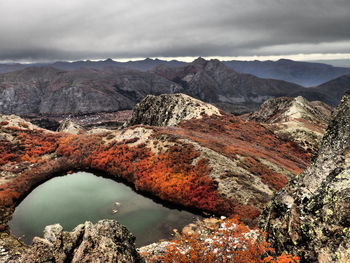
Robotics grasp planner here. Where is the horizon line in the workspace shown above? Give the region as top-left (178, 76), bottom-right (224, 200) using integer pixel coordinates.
top-left (1, 53), bottom-right (350, 65)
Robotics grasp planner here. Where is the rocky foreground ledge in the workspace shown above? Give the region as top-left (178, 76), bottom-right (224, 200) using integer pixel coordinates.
top-left (260, 93), bottom-right (350, 263)
top-left (1, 220), bottom-right (143, 263)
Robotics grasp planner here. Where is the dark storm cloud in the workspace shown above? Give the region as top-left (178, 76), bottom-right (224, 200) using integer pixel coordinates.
top-left (0, 0), bottom-right (350, 61)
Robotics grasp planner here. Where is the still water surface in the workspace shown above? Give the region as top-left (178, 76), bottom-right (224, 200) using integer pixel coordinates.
top-left (9, 172), bottom-right (199, 246)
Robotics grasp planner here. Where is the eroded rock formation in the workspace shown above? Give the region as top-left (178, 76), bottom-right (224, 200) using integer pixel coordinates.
top-left (246, 96), bottom-right (332, 153)
top-left (260, 93), bottom-right (350, 262)
top-left (125, 93), bottom-right (221, 127)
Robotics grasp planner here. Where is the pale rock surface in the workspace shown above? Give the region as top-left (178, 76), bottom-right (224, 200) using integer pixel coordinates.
top-left (247, 96), bottom-right (332, 153)
top-left (57, 119), bottom-right (85, 134)
top-left (125, 93), bottom-right (222, 127)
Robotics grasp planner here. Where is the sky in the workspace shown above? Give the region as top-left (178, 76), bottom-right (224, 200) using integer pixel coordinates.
top-left (1, 0), bottom-right (350, 64)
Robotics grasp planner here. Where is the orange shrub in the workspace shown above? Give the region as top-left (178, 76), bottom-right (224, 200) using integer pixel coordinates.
top-left (148, 218), bottom-right (299, 263)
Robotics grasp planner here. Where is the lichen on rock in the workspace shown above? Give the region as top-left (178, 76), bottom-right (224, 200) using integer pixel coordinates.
top-left (260, 92), bottom-right (350, 263)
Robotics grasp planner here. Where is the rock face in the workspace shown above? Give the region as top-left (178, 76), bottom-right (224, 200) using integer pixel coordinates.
top-left (260, 93), bottom-right (350, 262)
top-left (246, 96), bottom-right (332, 153)
top-left (152, 58), bottom-right (327, 114)
top-left (125, 93), bottom-right (222, 127)
top-left (0, 66), bottom-right (182, 116)
top-left (17, 220), bottom-right (143, 263)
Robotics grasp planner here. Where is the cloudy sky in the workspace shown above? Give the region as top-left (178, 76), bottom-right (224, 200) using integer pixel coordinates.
top-left (1, 0), bottom-right (350, 63)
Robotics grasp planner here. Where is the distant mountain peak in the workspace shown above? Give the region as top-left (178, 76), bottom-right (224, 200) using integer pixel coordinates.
top-left (192, 57), bottom-right (207, 66)
top-left (104, 58), bottom-right (114, 62)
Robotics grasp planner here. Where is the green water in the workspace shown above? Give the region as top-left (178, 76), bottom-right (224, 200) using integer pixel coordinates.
top-left (9, 172), bottom-right (199, 246)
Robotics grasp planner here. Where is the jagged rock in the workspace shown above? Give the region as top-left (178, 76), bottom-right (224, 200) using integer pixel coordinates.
top-left (246, 96), bottom-right (332, 153)
top-left (125, 93), bottom-right (222, 127)
top-left (57, 120), bottom-right (85, 134)
top-left (17, 220), bottom-right (143, 263)
top-left (260, 92), bottom-right (350, 262)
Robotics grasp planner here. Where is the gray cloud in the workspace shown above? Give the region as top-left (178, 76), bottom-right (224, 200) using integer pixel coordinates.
top-left (0, 0), bottom-right (350, 61)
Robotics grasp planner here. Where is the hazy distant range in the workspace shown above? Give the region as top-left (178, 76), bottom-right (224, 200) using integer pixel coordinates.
top-left (1, 57), bottom-right (350, 87)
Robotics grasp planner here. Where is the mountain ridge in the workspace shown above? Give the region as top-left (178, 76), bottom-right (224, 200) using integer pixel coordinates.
top-left (1, 58), bottom-right (350, 88)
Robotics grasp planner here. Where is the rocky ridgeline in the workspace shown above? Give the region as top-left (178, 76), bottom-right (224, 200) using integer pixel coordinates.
top-left (125, 93), bottom-right (222, 127)
top-left (260, 93), bottom-right (350, 262)
top-left (1, 57), bottom-right (346, 118)
top-left (246, 96), bottom-right (332, 153)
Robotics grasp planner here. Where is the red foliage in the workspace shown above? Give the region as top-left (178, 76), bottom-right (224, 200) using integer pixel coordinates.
top-left (146, 218), bottom-right (300, 263)
top-left (0, 113), bottom-right (312, 223)
top-left (0, 121), bottom-right (9, 126)
top-left (158, 114), bottom-right (309, 189)
top-left (239, 156), bottom-right (288, 191)
top-left (17, 131), bottom-right (59, 159)
top-left (87, 140), bottom-right (233, 215)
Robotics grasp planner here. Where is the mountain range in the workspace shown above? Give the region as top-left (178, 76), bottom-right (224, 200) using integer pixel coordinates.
top-left (1, 57), bottom-right (350, 87)
top-left (224, 59), bottom-right (350, 87)
top-left (0, 57), bottom-right (349, 116)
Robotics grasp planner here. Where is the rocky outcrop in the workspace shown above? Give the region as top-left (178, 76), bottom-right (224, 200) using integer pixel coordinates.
top-left (57, 120), bottom-right (85, 134)
top-left (260, 93), bottom-right (350, 262)
top-left (246, 96), bottom-right (332, 153)
top-left (16, 220), bottom-right (143, 263)
top-left (125, 93), bottom-right (222, 127)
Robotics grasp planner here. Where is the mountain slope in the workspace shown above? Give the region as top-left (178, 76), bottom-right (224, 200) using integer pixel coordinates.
top-left (224, 59), bottom-right (350, 87)
top-left (0, 67), bottom-right (182, 116)
top-left (152, 58), bottom-right (325, 114)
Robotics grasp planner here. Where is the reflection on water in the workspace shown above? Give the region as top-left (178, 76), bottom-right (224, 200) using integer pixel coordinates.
top-left (9, 172), bottom-right (199, 246)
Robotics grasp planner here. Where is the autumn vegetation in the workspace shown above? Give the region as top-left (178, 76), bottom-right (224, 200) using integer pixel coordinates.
top-left (0, 114), bottom-right (308, 261)
top-left (143, 218), bottom-right (300, 263)
top-left (160, 113), bottom-right (310, 191)
top-left (0, 113), bottom-right (311, 222)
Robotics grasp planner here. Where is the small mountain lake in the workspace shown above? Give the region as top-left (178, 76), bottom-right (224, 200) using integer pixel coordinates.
top-left (9, 171), bottom-right (200, 246)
